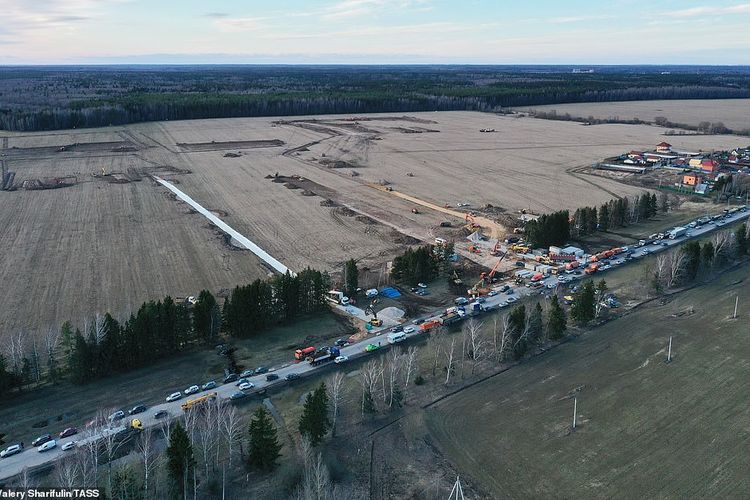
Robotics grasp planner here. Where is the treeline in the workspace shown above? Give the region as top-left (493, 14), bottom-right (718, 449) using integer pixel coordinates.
top-left (524, 211), bottom-right (570, 248)
top-left (651, 223), bottom-right (748, 292)
top-left (529, 110), bottom-right (750, 137)
top-left (0, 269), bottom-right (330, 392)
top-left (390, 244), bottom-right (452, 285)
top-left (3, 66), bottom-right (750, 131)
top-left (571, 192), bottom-right (665, 238)
top-left (223, 268), bottom-right (330, 338)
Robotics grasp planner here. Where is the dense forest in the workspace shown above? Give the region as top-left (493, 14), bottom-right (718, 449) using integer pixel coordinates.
top-left (1, 65), bottom-right (750, 131)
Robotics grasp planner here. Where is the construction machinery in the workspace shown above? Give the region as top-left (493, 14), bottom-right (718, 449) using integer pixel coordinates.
top-left (468, 245), bottom-right (482, 254)
top-left (365, 301), bottom-right (383, 327)
top-left (490, 241), bottom-right (503, 256)
top-left (450, 269), bottom-right (464, 290)
top-left (510, 244), bottom-right (531, 254)
top-left (468, 250), bottom-right (508, 297)
top-left (464, 213), bottom-right (480, 230)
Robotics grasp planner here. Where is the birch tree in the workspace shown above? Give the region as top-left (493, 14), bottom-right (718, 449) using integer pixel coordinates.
top-left (386, 349), bottom-right (401, 408)
top-left (137, 428), bottom-right (158, 500)
top-left (667, 250), bottom-right (687, 289)
top-left (465, 319), bottom-right (486, 374)
top-left (327, 372), bottom-right (345, 437)
top-left (55, 457), bottom-right (80, 489)
top-left (402, 346), bottom-right (418, 397)
top-left (444, 338), bottom-right (456, 385)
top-left (218, 402), bottom-right (243, 467)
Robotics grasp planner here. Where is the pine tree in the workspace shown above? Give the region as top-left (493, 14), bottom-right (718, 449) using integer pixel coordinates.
top-left (193, 290), bottom-right (219, 343)
top-left (528, 302), bottom-right (543, 343)
top-left (166, 423), bottom-right (195, 499)
top-left (735, 224), bottom-right (747, 256)
top-left (547, 295), bottom-right (567, 340)
top-left (344, 259), bottom-right (359, 298)
top-left (598, 203), bottom-right (610, 231)
top-left (571, 280), bottom-right (596, 324)
top-left (247, 407), bottom-right (282, 472)
top-left (298, 382), bottom-right (331, 446)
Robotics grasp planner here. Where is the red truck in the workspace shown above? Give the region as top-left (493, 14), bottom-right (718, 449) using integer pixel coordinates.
top-left (294, 346), bottom-right (315, 361)
top-left (564, 261), bottom-right (580, 271)
top-left (584, 264), bottom-right (599, 274)
top-left (420, 319), bottom-right (441, 332)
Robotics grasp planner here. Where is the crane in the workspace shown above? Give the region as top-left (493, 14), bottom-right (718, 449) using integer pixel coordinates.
top-left (468, 249), bottom-right (509, 297)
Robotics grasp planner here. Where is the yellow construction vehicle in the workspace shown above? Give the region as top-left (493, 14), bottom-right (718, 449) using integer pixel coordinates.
top-left (365, 302), bottom-right (383, 327)
top-left (464, 213), bottom-right (480, 230)
top-left (510, 244), bottom-right (530, 254)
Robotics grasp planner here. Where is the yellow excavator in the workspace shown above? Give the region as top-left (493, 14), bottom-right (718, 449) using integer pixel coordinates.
top-left (365, 301), bottom-right (382, 327)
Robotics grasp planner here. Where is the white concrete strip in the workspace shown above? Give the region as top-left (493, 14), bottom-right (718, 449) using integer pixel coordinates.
top-left (154, 176), bottom-right (294, 276)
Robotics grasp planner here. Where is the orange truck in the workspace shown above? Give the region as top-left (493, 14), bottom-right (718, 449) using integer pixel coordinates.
top-left (420, 319), bottom-right (441, 332)
top-left (294, 346), bottom-right (315, 360)
top-left (565, 261), bottom-right (580, 271)
top-left (584, 264), bottom-right (599, 274)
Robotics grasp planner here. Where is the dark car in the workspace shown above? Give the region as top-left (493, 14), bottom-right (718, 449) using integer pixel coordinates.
top-left (154, 410), bottom-right (170, 419)
top-left (223, 373), bottom-right (239, 384)
top-left (412, 318), bottom-right (425, 325)
top-left (266, 373), bottom-right (279, 382)
top-left (335, 339), bottom-right (348, 347)
top-left (285, 373), bottom-right (300, 381)
top-left (229, 391), bottom-right (247, 401)
top-left (32, 434), bottom-right (53, 447)
top-left (59, 427), bottom-right (78, 438)
top-left (201, 381), bottom-right (217, 391)
top-left (392, 325), bottom-right (403, 333)
top-left (240, 369), bottom-right (254, 378)
top-left (129, 405), bottom-right (147, 415)
top-left (254, 366), bottom-right (269, 375)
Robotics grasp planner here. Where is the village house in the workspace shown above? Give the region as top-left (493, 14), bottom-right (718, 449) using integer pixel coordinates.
top-left (699, 159), bottom-right (719, 173)
top-left (656, 141), bottom-right (672, 153)
top-left (682, 173), bottom-right (702, 186)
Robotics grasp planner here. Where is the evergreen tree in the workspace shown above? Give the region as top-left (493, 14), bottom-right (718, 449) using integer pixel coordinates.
top-left (701, 241), bottom-right (715, 269)
top-left (166, 423), bottom-right (195, 499)
top-left (571, 280), bottom-right (596, 324)
top-left (648, 193), bottom-right (658, 218)
top-left (683, 242), bottom-right (702, 281)
top-left (598, 203), bottom-right (610, 231)
top-left (298, 382), bottom-right (331, 446)
top-left (508, 305), bottom-right (527, 359)
top-left (547, 295), bottom-right (567, 340)
top-left (528, 302), bottom-right (543, 343)
top-left (247, 407), bottom-right (282, 472)
top-left (362, 389), bottom-right (377, 416)
top-left (735, 224), bottom-right (748, 256)
top-left (0, 354), bottom-right (21, 397)
top-left (193, 289), bottom-right (219, 343)
top-left (60, 321), bottom-right (74, 373)
top-left (344, 259), bottom-right (359, 298)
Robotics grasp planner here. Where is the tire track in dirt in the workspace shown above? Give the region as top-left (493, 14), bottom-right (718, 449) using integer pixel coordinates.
top-left (565, 164), bottom-right (626, 199)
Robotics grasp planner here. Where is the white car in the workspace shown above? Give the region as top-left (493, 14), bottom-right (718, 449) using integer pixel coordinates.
top-left (546, 283), bottom-right (556, 289)
top-left (334, 355), bottom-right (349, 364)
top-left (487, 290), bottom-right (498, 297)
top-left (184, 385), bottom-right (200, 395)
top-left (166, 392), bottom-right (182, 402)
top-left (417, 283), bottom-right (428, 288)
top-left (61, 441), bottom-right (77, 451)
top-left (506, 296), bottom-right (517, 303)
top-left (403, 326), bottom-right (415, 334)
top-left (38, 440), bottom-right (57, 452)
top-left (238, 381), bottom-right (254, 391)
top-left (0, 444), bottom-right (23, 458)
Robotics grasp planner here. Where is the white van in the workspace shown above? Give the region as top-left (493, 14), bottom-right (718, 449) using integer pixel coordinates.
top-left (387, 332), bottom-right (406, 344)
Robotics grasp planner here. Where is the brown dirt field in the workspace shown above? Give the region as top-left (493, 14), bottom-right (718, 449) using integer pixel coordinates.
top-left (1, 111), bottom-right (745, 346)
top-left (516, 99), bottom-right (750, 132)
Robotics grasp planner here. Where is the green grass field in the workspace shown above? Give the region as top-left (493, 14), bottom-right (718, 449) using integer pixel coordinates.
top-left (425, 263), bottom-right (750, 499)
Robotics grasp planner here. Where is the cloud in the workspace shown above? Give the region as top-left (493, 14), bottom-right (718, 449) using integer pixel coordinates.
top-left (0, 0), bottom-right (123, 38)
top-left (548, 14), bottom-right (614, 24)
top-left (670, 3), bottom-right (750, 18)
top-left (213, 17), bottom-right (265, 33)
top-left (322, 0), bottom-right (432, 20)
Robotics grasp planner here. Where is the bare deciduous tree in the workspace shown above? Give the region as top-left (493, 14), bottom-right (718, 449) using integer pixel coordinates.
top-left (465, 319), bottom-right (486, 375)
top-left (327, 372), bottom-right (345, 437)
top-left (712, 230), bottom-right (733, 259)
top-left (360, 360), bottom-right (381, 416)
top-left (55, 457), bottom-right (80, 489)
top-left (429, 326), bottom-right (445, 376)
top-left (295, 438), bottom-right (333, 500)
top-left (217, 402), bottom-right (242, 467)
top-left (137, 428), bottom-right (158, 499)
top-left (402, 346), bottom-right (418, 396)
top-left (385, 349), bottom-right (401, 408)
top-left (667, 250), bottom-right (687, 289)
top-left (444, 338), bottom-right (456, 385)
top-left (196, 402), bottom-right (217, 479)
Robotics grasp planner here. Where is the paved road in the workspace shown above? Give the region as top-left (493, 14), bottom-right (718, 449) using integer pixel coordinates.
top-left (2, 205), bottom-right (748, 481)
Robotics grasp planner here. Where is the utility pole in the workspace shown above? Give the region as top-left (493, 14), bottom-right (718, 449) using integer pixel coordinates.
top-left (733, 296), bottom-right (739, 319)
top-left (667, 336), bottom-right (673, 363)
top-left (572, 396), bottom-right (578, 430)
top-left (448, 476), bottom-right (465, 500)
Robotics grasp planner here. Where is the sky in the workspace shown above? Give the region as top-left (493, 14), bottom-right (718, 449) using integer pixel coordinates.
top-left (1, 0), bottom-right (749, 64)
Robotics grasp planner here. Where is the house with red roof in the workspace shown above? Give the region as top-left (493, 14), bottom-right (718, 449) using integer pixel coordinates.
top-left (656, 142), bottom-right (672, 153)
top-left (699, 159), bottom-right (719, 173)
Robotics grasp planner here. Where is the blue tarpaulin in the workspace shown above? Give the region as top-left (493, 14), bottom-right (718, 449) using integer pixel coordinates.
top-left (380, 287), bottom-right (401, 298)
